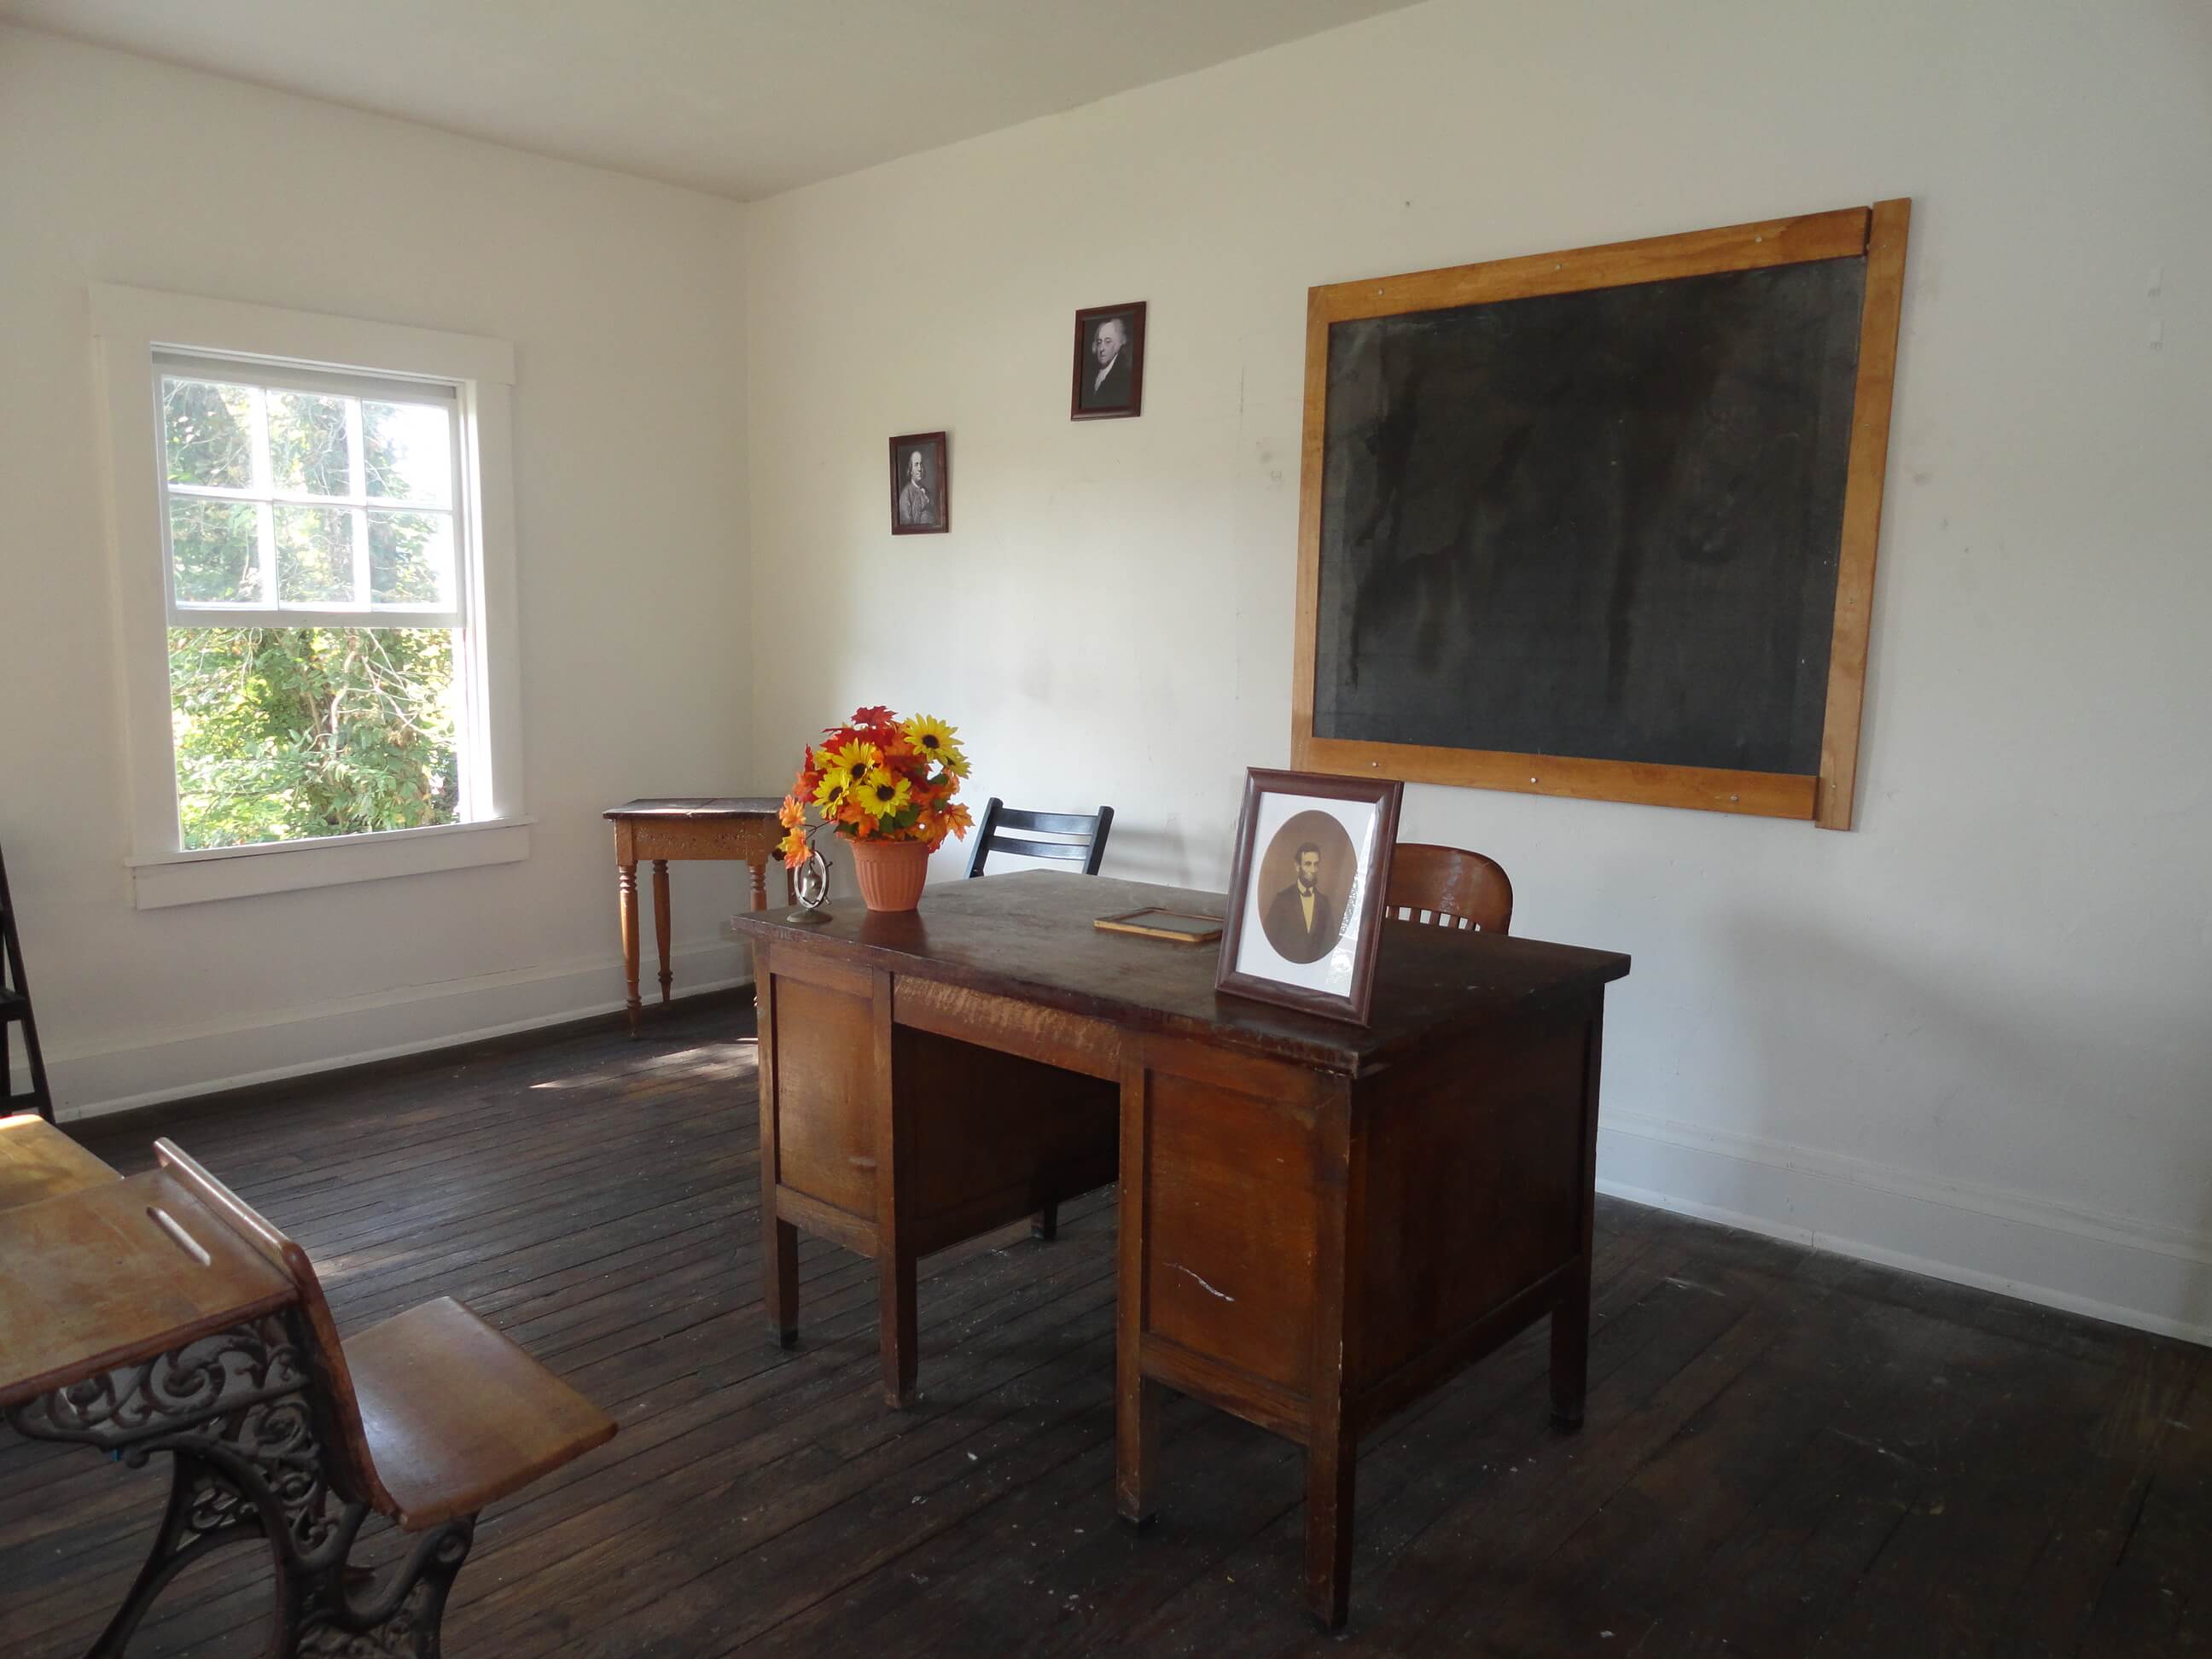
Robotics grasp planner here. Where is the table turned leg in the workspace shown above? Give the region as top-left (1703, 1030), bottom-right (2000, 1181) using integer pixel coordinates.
top-left (652, 859), bottom-right (673, 1004)
top-left (618, 861), bottom-right (642, 1038)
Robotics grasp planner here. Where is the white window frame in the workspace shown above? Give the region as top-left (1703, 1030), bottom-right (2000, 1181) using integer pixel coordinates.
top-left (91, 285), bottom-right (529, 909)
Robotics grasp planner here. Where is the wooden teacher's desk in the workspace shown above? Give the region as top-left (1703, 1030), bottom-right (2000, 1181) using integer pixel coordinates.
top-left (731, 870), bottom-right (1629, 1627)
top-left (606, 797), bottom-right (785, 1036)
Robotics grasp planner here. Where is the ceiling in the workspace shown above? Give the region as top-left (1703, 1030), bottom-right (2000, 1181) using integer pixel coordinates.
top-left (0, 0), bottom-right (1423, 201)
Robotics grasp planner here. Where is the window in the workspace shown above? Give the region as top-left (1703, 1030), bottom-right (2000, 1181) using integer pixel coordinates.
top-left (92, 287), bottom-right (527, 908)
top-left (159, 358), bottom-right (474, 848)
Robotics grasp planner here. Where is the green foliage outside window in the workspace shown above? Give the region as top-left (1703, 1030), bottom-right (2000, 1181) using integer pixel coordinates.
top-left (170, 627), bottom-right (459, 849)
top-left (161, 375), bottom-right (463, 849)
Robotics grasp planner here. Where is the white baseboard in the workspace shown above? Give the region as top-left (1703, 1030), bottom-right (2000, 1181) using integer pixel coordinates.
top-left (1598, 1109), bottom-right (2212, 1348)
top-left (23, 939), bottom-right (754, 1122)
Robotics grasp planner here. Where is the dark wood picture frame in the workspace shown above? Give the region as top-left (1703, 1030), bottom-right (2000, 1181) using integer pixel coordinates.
top-left (1214, 767), bottom-right (1403, 1026)
top-left (1070, 300), bottom-right (1146, 421)
top-left (1291, 201), bottom-right (1911, 829)
top-left (888, 430), bottom-right (949, 535)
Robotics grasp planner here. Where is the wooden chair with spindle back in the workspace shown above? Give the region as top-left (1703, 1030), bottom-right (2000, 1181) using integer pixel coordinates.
top-left (963, 795), bottom-right (1115, 1240)
top-left (141, 1138), bottom-right (617, 1656)
top-left (1385, 843), bottom-right (1514, 934)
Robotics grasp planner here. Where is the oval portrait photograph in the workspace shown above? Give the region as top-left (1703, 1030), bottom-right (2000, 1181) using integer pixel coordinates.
top-left (1254, 808), bottom-right (1357, 965)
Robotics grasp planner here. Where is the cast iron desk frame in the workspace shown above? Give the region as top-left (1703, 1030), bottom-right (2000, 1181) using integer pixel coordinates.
top-left (0, 1173), bottom-right (468, 1656)
top-left (732, 870), bottom-right (1629, 1627)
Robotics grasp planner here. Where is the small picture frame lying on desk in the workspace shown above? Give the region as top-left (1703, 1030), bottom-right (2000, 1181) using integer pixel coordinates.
top-left (1094, 906), bottom-right (1223, 944)
top-left (1215, 768), bottom-right (1403, 1025)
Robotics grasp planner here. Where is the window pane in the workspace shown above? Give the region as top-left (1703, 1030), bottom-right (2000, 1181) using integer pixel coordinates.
top-left (169, 626), bottom-right (460, 849)
top-left (276, 505), bottom-right (355, 603)
top-left (364, 401), bottom-right (452, 504)
top-left (369, 509), bottom-right (453, 607)
top-left (169, 498), bottom-right (263, 604)
top-left (163, 378), bottom-right (255, 489)
top-left (267, 390), bottom-right (353, 497)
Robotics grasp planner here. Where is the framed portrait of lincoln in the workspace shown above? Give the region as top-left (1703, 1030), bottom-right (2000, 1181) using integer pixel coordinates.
top-left (1214, 768), bottom-right (1402, 1025)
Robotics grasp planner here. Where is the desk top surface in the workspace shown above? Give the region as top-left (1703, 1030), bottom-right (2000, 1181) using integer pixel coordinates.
top-left (0, 1115), bottom-right (119, 1214)
top-left (0, 1171), bottom-right (295, 1410)
top-left (731, 870), bottom-right (1629, 1074)
top-left (605, 796), bottom-right (783, 821)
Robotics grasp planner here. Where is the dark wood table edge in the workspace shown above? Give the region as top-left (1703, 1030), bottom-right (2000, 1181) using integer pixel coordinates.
top-left (730, 907), bottom-right (1629, 1076)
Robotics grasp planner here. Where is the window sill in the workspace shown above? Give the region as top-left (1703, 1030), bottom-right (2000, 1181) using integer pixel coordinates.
top-left (127, 818), bottom-right (533, 911)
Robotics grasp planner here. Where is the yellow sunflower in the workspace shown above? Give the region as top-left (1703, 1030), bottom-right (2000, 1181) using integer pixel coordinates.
top-left (899, 714), bottom-right (964, 771)
top-left (813, 740), bottom-right (881, 810)
top-left (855, 766), bottom-right (912, 821)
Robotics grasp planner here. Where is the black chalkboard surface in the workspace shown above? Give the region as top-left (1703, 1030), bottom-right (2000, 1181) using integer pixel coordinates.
top-left (1293, 205), bottom-right (1910, 825)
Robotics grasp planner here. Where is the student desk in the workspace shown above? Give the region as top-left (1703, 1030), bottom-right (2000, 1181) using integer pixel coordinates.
top-left (605, 797), bottom-right (787, 1035)
top-left (731, 870), bottom-right (1629, 1627)
top-left (0, 1167), bottom-right (306, 1652)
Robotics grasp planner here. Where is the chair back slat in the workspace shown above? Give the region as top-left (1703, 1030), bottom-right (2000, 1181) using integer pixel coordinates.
top-left (1384, 843), bottom-right (1513, 934)
top-left (985, 835), bottom-right (1089, 863)
top-left (994, 808), bottom-right (1099, 836)
top-left (154, 1138), bottom-right (395, 1514)
top-left (965, 798), bottom-right (1115, 878)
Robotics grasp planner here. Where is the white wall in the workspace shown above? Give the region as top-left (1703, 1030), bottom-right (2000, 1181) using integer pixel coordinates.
top-left (745, 0), bottom-right (2212, 1339)
top-left (0, 26), bottom-right (756, 1111)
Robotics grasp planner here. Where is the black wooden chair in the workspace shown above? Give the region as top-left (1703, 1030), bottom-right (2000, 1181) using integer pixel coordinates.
top-left (964, 796), bottom-right (1115, 1240)
top-left (963, 798), bottom-right (1115, 878)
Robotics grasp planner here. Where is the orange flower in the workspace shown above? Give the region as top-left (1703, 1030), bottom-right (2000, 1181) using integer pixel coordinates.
top-left (777, 827), bottom-right (808, 867)
top-left (777, 795), bottom-right (806, 830)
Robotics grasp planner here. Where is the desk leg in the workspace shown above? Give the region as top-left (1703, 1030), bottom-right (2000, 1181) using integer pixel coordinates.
top-left (1303, 1082), bottom-right (1362, 1631)
top-left (880, 1248), bottom-right (918, 1409)
top-left (757, 967), bottom-right (800, 1348)
top-left (870, 966), bottom-right (917, 1408)
top-left (1550, 1257), bottom-right (1592, 1429)
top-left (1115, 1056), bottom-right (1157, 1527)
top-left (618, 862), bottom-right (642, 1039)
top-left (1553, 1011), bottom-right (1602, 1430)
top-left (652, 859), bottom-right (673, 1004)
top-left (1303, 1417), bottom-right (1358, 1631)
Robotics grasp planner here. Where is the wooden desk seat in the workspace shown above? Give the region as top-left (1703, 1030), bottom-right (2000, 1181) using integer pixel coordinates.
top-left (344, 1295), bottom-right (618, 1528)
top-left (0, 1112), bottom-right (116, 1212)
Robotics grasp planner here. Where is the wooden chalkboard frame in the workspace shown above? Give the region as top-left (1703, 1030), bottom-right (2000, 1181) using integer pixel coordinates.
top-left (1290, 201), bottom-right (1910, 829)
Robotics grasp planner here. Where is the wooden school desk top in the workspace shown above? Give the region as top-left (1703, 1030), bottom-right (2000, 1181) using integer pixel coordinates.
top-left (0, 1171), bottom-right (295, 1411)
top-left (0, 1114), bottom-right (118, 1213)
top-left (730, 870), bottom-right (1629, 1075)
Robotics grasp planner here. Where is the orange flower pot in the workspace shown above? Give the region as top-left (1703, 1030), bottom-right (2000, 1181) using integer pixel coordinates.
top-left (849, 835), bottom-right (931, 911)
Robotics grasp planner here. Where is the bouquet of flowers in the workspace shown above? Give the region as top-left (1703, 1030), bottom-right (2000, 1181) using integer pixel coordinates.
top-left (777, 705), bottom-right (973, 870)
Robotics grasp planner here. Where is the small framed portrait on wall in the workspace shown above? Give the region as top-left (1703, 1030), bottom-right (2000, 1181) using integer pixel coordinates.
top-left (1070, 301), bottom-right (1146, 421)
top-left (1214, 768), bottom-right (1403, 1025)
top-left (888, 431), bottom-right (949, 534)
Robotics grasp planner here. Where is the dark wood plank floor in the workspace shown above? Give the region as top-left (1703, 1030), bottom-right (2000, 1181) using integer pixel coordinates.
top-left (3, 998), bottom-right (2204, 1656)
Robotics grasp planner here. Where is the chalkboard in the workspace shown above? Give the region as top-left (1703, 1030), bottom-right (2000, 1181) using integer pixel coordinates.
top-left (1292, 204), bottom-right (1910, 827)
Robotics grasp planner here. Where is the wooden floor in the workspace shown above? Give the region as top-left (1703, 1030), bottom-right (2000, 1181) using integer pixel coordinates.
top-left (2, 998), bottom-right (2204, 1656)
